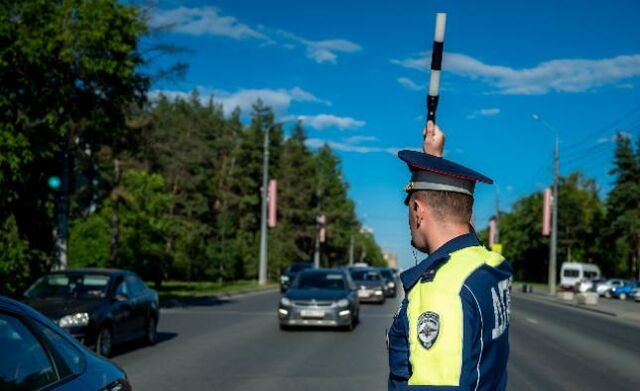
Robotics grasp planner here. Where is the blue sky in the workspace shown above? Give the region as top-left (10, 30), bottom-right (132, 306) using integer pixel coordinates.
top-left (146, 0), bottom-right (640, 270)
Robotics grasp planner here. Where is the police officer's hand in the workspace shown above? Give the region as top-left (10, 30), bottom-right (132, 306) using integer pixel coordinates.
top-left (423, 121), bottom-right (445, 157)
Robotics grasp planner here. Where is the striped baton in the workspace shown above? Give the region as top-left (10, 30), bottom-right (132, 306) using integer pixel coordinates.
top-left (427, 13), bottom-right (447, 125)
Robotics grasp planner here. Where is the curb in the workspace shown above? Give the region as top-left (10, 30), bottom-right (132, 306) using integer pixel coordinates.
top-left (160, 286), bottom-right (279, 308)
top-left (513, 291), bottom-right (617, 317)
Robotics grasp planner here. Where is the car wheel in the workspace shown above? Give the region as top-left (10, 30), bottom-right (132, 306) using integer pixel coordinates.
top-left (97, 327), bottom-right (114, 358)
top-left (279, 324), bottom-right (290, 331)
top-left (145, 316), bottom-right (157, 346)
top-left (620, 293), bottom-right (627, 300)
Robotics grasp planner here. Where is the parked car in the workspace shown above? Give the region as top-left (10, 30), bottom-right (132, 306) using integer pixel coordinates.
top-left (350, 268), bottom-right (386, 304)
top-left (596, 279), bottom-right (629, 297)
top-left (22, 268), bottom-right (159, 357)
top-left (0, 295), bottom-right (132, 390)
top-left (278, 268), bottom-right (359, 331)
top-left (633, 289), bottom-right (640, 302)
top-left (376, 267), bottom-right (398, 298)
top-left (560, 262), bottom-right (601, 289)
top-left (280, 262), bottom-right (314, 292)
top-left (609, 281), bottom-right (640, 300)
top-left (575, 278), bottom-right (604, 293)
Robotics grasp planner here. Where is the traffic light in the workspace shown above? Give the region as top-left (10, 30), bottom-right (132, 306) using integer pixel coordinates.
top-left (48, 176), bottom-right (61, 190)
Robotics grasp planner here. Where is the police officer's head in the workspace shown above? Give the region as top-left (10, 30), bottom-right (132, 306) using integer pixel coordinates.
top-left (398, 150), bottom-right (492, 254)
top-left (406, 189), bottom-right (473, 253)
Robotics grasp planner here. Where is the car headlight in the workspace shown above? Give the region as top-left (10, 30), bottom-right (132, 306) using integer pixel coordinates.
top-left (387, 282), bottom-right (395, 288)
top-left (337, 299), bottom-right (349, 307)
top-left (59, 312), bottom-right (90, 328)
top-left (280, 275), bottom-right (290, 282)
top-left (280, 297), bottom-right (292, 306)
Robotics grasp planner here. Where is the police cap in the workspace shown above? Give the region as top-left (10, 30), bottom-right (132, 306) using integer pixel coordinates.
top-left (398, 150), bottom-right (493, 204)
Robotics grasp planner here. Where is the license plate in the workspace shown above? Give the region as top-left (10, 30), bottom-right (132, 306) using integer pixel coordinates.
top-left (301, 310), bottom-right (325, 318)
top-left (358, 290), bottom-right (370, 298)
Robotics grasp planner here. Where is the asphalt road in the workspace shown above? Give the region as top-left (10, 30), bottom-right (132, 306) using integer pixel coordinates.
top-left (112, 289), bottom-right (640, 390)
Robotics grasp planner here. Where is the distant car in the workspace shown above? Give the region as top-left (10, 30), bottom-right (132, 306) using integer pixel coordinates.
top-left (609, 281), bottom-right (640, 300)
top-left (22, 268), bottom-right (159, 357)
top-left (376, 267), bottom-right (398, 298)
top-left (278, 268), bottom-right (359, 331)
top-left (560, 262), bottom-right (601, 289)
top-left (0, 295), bottom-right (132, 390)
top-left (280, 262), bottom-right (314, 292)
top-left (575, 278), bottom-right (603, 293)
top-left (597, 279), bottom-right (628, 297)
top-left (350, 268), bottom-right (386, 304)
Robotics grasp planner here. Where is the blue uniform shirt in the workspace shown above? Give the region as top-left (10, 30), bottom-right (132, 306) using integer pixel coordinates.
top-left (388, 233), bottom-right (513, 390)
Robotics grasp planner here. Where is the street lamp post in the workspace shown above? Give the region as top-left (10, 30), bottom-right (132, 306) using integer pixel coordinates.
top-left (258, 123), bottom-right (272, 286)
top-left (532, 114), bottom-right (559, 296)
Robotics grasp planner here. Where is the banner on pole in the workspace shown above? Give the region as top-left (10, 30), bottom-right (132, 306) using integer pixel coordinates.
top-left (489, 218), bottom-right (496, 246)
top-left (542, 187), bottom-right (552, 236)
top-left (268, 180), bottom-right (277, 228)
top-left (318, 215), bottom-right (326, 243)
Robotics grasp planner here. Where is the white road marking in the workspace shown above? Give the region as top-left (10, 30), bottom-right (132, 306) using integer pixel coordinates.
top-left (526, 317), bottom-right (539, 324)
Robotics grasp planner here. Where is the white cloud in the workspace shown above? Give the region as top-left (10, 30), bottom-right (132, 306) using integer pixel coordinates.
top-left (467, 108), bottom-right (501, 119)
top-left (149, 86), bottom-right (329, 116)
top-left (151, 6), bottom-right (362, 65)
top-left (343, 135), bottom-right (378, 144)
top-left (305, 137), bottom-right (416, 155)
top-left (276, 30), bottom-right (362, 64)
top-left (296, 114), bottom-right (365, 130)
top-left (392, 52), bottom-right (640, 95)
top-left (506, 185), bottom-right (514, 192)
top-left (397, 77), bottom-right (425, 91)
top-left (151, 7), bottom-right (270, 41)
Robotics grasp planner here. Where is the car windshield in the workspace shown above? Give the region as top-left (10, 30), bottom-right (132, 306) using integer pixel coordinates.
top-left (25, 274), bottom-right (111, 299)
top-left (351, 270), bottom-right (381, 281)
top-left (293, 272), bottom-right (346, 290)
top-left (379, 269), bottom-right (394, 280)
top-left (289, 263), bottom-right (312, 273)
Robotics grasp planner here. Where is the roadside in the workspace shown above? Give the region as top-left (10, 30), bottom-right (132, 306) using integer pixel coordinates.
top-left (154, 280), bottom-right (278, 308)
top-left (513, 283), bottom-right (640, 325)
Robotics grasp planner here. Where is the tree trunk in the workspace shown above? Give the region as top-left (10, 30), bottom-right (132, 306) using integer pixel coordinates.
top-left (108, 158), bottom-right (121, 268)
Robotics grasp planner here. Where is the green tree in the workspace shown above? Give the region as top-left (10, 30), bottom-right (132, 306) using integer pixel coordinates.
top-left (0, 215), bottom-right (32, 296)
top-left (0, 0), bottom-right (149, 275)
top-left (603, 134), bottom-right (640, 278)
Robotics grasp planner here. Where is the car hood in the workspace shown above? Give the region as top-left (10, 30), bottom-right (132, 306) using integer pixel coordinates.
top-left (22, 297), bottom-right (105, 320)
top-left (285, 289), bottom-right (348, 301)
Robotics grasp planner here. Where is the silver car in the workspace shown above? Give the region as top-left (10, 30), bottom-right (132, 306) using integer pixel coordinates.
top-left (350, 268), bottom-right (386, 304)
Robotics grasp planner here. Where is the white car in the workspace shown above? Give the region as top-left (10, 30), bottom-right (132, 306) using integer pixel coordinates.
top-left (596, 279), bottom-right (628, 297)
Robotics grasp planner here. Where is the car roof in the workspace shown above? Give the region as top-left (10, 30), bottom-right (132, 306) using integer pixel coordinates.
top-left (300, 268), bottom-right (345, 274)
top-left (46, 268), bottom-right (130, 276)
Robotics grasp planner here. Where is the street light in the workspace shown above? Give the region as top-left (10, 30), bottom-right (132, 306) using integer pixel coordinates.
top-left (258, 120), bottom-right (297, 285)
top-left (532, 113), bottom-right (559, 296)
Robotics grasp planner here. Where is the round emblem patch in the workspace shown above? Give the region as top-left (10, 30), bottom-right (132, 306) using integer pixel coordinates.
top-left (417, 311), bottom-right (440, 349)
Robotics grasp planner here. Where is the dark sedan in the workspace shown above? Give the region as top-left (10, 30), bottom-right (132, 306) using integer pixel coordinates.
top-left (0, 296), bottom-right (131, 390)
top-left (278, 268), bottom-right (360, 331)
top-left (350, 268), bottom-right (386, 304)
top-left (23, 268), bottom-right (159, 357)
top-left (377, 267), bottom-right (398, 298)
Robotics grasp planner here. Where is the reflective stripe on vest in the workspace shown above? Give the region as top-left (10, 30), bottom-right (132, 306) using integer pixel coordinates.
top-left (407, 246), bottom-right (505, 386)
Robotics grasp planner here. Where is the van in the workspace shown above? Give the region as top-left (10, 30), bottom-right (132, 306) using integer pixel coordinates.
top-left (560, 262), bottom-right (601, 289)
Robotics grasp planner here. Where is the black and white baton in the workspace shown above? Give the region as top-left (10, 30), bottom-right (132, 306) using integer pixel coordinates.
top-left (427, 13), bottom-right (447, 125)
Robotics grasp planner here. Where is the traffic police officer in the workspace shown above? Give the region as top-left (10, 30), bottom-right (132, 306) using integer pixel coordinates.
top-left (388, 122), bottom-right (513, 390)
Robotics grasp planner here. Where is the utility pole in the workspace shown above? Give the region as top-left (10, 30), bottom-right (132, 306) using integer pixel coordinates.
top-left (550, 134), bottom-right (559, 296)
top-left (495, 186), bottom-right (501, 244)
top-left (348, 235), bottom-right (354, 266)
top-left (532, 114), bottom-right (559, 296)
top-left (313, 235), bottom-right (320, 268)
top-left (258, 123), bottom-right (271, 286)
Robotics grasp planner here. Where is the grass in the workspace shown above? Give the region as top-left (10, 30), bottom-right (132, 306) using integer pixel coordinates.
top-left (152, 280), bottom-right (277, 300)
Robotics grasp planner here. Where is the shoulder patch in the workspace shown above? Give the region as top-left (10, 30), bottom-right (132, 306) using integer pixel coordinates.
top-left (417, 311), bottom-right (440, 349)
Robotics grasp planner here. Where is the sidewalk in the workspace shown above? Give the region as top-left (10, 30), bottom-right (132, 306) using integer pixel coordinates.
top-left (513, 284), bottom-right (640, 323)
